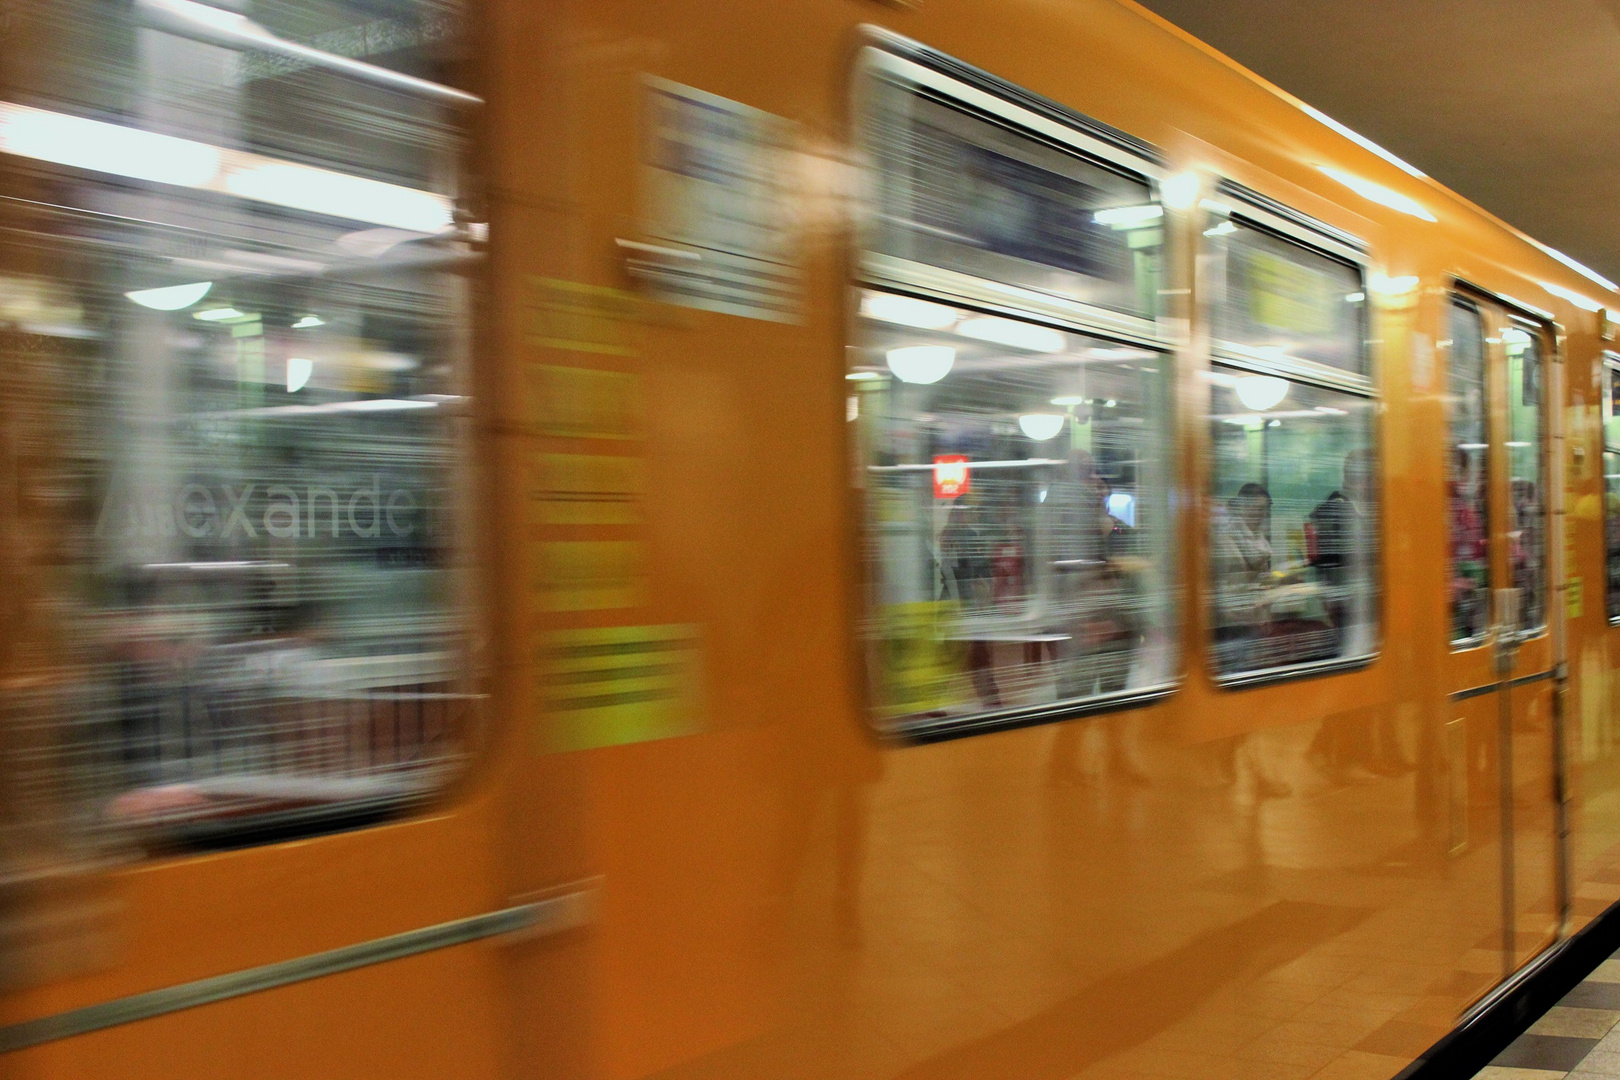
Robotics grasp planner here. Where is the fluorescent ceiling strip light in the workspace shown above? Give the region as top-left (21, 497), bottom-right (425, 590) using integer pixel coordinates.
top-left (1297, 102), bottom-right (1427, 179)
top-left (0, 101), bottom-right (454, 233)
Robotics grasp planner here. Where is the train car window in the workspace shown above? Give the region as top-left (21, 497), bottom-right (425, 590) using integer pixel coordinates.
top-left (1506, 325), bottom-right (1547, 634)
top-left (1209, 218), bottom-right (1368, 380)
top-left (1202, 202), bottom-right (1377, 682)
top-left (853, 50), bottom-right (1179, 738)
top-left (862, 60), bottom-right (1163, 328)
top-left (1605, 358), bottom-right (1620, 622)
top-left (854, 292), bottom-right (1175, 734)
top-left (1, 0), bottom-right (478, 848)
top-left (1448, 300), bottom-right (1491, 644)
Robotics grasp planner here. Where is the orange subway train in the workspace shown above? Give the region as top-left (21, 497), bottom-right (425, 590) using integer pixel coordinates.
top-left (4, 1), bottom-right (1620, 1079)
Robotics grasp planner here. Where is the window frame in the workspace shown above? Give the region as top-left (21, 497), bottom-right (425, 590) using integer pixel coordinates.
top-left (1199, 182), bottom-right (1382, 690)
top-left (1447, 295), bottom-right (1493, 649)
top-left (850, 36), bottom-right (1184, 742)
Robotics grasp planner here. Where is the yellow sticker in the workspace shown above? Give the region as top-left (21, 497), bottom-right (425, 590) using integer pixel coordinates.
top-left (530, 453), bottom-right (645, 525)
top-left (1245, 249), bottom-right (1334, 335)
top-left (527, 277), bottom-right (642, 356)
top-left (527, 364), bottom-right (642, 441)
top-left (1568, 576), bottom-right (1585, 619)
top-left (876, 601), bottom-right (966, 717)
top-left (541, 624), bottom-right (703, 750)
top-left (535, 540), bottom-right (646, 611)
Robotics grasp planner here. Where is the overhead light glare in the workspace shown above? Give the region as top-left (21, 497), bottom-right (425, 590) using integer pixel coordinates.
top-left (291, 314), bottom-right (325, 329)
top-left (125, 281), bottom-right (212, 310)
top-left (861, 293), bottom-right (957, 330)
top-left (1524, 237), bottom-right (1619, 293)
top-left (1051, 395), bottom-right (1086, 407)
top-left (1369, 273), bottom-right (1420, 295)
top-left (1540, 281), bottom-right (1605, 313)
top-left (1298, 102), bottom-right (1428, 178)
top-left (1318, 165), bottom-right (1437, 222)
top-left (1160, 171), bottom-right (1200, 210)
top-left (958, 316), bottom-right (1065, 353)
top-left (1345, 292), bottom-right (1366, 303)
top-left (886, 345), bottom-right (955, 385)
top-left (1203, 221), bottom-right (1238, 238)
top-left (846, 370), bottom-right (882, 381)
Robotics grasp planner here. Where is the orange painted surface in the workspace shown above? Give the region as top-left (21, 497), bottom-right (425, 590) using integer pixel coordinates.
top-left (9, 2), bottom-right (1620, 1080)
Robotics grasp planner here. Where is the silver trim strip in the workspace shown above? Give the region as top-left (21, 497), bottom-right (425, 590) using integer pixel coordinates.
top-left (859, 46), bottom-right (1167, 181)
top-left (1215, 178), bottom-right (1369, 261)
top-left (859, 252), bottom-right (1170, 348)
top-left (0, 888), bottom-right (595, 1053)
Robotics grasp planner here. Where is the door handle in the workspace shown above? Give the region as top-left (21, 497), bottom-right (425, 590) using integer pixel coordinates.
top-left (1494, 587), bottom-right (1522, 675)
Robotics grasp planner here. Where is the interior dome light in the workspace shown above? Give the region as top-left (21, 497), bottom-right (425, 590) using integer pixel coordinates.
top-left (1018, 413), bottom-right (1066, 441)
top-left (862, 294), bottom-right (957, 330)
top-left (125, 281), bottom-right (212, 310)
top-left (886, 345), bottom-right (954, 385)
top-left (958, 317), bottom-right (1065, 353)
top-left (1235, 374), bottom-right (1289, 411)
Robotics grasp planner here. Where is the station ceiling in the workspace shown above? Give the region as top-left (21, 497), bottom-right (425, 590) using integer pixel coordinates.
top-left (1136, 0), bottom-right (1620, 285)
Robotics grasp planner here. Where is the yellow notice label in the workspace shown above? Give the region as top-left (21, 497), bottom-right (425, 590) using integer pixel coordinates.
top-left (542, 624), bottom-right (703, 750)
top-left (535, 540), bottom-right (645, 611)
top-left (877, 601), bottom-right (966, 717)
top-left (527, 277), bottom-right (642, 356)
top-left (527, 364), bottom-right (641, 441)
top-left (1568, 576), bottom-right (1585, 619)
top-left (1245, 249), bottom-right (1333, 335)
top-left (531, 453), bottom-right (645, 525)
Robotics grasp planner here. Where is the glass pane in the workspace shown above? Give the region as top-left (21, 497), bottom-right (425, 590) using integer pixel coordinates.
top-left (865, 77), bottom-right (1161, 320)
top-left (1607, 450), bottom-right (1620, 622)
top-left (2, 0), bottom-right (475, 843)
top-left (1448, 301), bottom-right (1490, 643)
top-left (1209, 368), bottom-right (1377, 677)
top-left (854, 291), bottom-right (1174, 729)
top-left (1208, 215), bottom-right (1367, 377)
top-left (1607, 365), bottom-right (1620, 450)
top-left (1507, 326), bottom-right (1547, 633)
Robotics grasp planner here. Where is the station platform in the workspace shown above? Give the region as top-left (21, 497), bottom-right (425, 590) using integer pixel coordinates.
top-left (1472, 954), bottom-right (1620, 1079)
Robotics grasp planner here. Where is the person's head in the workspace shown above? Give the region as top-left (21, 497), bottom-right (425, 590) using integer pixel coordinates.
top-left (1231, 482), bottom-right (1271, 529)
top-left (1343, 448), bottom-right (1373, 504)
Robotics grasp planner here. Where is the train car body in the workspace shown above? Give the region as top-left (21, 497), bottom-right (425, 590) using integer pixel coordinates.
top-left (5, 1), bottom-right (1620, 1079)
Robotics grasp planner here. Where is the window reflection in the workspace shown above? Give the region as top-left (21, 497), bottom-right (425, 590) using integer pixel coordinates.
top-left (857, 292), bottom-right (1174, 729)
top-left (1506, 325), bottom-right (1546, 633)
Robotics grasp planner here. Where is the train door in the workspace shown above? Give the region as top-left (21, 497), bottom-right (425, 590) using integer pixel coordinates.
top-left (1444, 292), bottom-right (1562, 978)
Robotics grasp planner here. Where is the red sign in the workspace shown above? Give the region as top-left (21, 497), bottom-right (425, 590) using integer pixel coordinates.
top-left (933, 455), bottom-right (970, 499)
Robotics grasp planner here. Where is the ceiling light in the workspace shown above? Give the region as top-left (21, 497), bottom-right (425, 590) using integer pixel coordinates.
top-left (225, 162), bottom-right (452, 233)
top-left (1234, 374), bottom-right (1289, 411)
top-left (958, 316), bottom-right (1065, 353)
top-left (886, 345), bottom-right (954, 385)
top-left (291, 314), bottom-right (324, 329)
top-left (125, 281), bottom-right (213, 310)
top-left (286, 356), bottom-right (312, 393)
top-left (1345, 292), bottom-right (1365, 303)
top-left (1318, 165), bottom-right (1436, 222)
top-left (861, 293), bottom-right (957, 330)
top-left (1203, 221), bottom-right (1238, 238)
top-left (846, 370), bottom-right (882, 381)
top-left (1050, 395), bottom-right (1086, 407)
top-left (1018, 413), bottom-right (1066, 441)
top-left (1093, 204), bottom-right (1164, 228)
top-left (193, 306), bottom-right (247, 322)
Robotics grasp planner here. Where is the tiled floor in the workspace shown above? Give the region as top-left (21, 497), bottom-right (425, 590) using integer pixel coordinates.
top-left (1473, 959), bottom-right (1620, 1078)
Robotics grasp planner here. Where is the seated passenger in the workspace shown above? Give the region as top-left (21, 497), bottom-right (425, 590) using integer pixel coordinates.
top-left (1308, 448), bottom-right (1373, 647)
top-left (1212, 482), bottom-right (1273, 672)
